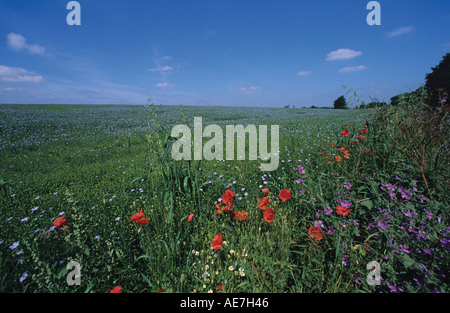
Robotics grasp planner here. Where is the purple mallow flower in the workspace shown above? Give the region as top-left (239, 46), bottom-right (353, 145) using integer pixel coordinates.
top-left (314, 220), bottom-right (324, 228)
top-left (393, 244), bottom-right (410, 254)
top-left (398, 187), bottom-right (412, 200)
top-left (378, 220), bottom-right (389, 230)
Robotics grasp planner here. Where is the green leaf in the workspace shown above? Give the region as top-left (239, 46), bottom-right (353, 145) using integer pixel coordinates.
top-left (402, 254), bottom-right (417, 269)
top-left (360, 199), bottom-right (373, 210)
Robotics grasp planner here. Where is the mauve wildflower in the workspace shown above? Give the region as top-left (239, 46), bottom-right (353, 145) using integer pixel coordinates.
top-left (385, 183), bottom-right (396, 191)
top-left (440, 238), bottom-right (450, 249)
top-left (417, 230), bottom-right (429, 240)
top-left (343, 181), bottom-right (351, 189)
top-left (296, 178), bottom-right (304, 184)
top-left (324, 207), bottom-right (333, 215)
top-left (341, 255), bottom-right (350, 266)
top-left (9, 241), bottom-right (19, 250)
top-left (398, 187), bottom-right (412, 200)
top-left (19, 273), bottom-right (28, 283)
top-left (340, 199), bottom-right (352, 209)
top-left (326, 225), bottom-right (336, 234)
top-left (314, 220), bottom-right (324, 228)
top-left (423, 248), bottom-right (434, 255)
top-left (378, 220), bottom-right (389, 230)
top-left (393, 244), bottom-right (410, 254)
top-left (425, 211), bottom-right (433, 220)
top-left (388, 283), bottom-right (404, 293)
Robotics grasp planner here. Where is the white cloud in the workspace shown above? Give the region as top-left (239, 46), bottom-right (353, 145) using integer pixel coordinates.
top-left (240, 86), bottom-right (263, 94)
top-left (7, 33), bottom-right (46, 55)
top-left (0, 87), bottom-right (16, 91)
top-left (386, 26), bottom-right (414, 38)
top-left (326, 48), bottom-right (362, 61)
top-left (0, 65), bottom-right (43, 83)
top-left (149, 65), bottom-right (174, 72)
top-left (297, 70), bottom-right (312, 76)
top-left (338, 65), bottom-right (368, 73)
top-left (156, 82), bottom-right (173, 88)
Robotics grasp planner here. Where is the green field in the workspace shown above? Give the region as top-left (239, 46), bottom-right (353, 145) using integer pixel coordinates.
top-left (0, 103), bottom-right (448, 293)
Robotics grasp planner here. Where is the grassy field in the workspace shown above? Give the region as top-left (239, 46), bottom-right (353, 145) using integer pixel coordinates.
top-left (0, 103), bottom-right (448, 293)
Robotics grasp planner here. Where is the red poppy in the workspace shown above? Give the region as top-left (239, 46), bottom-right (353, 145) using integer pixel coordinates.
top-left (308, 226), bottom-right (323, 241)
top-left (53, 216), bottom-right (69, 229)
top-left (279, 189), bottom-right (291, 202)
top-left (232, 210), bottom-right (247, 221)
top-left (344, 124), bottom-right (348, 127)
top-left (337, 146), bottom-right (348, 153)
top-left (222, 190), bottom-right (235, 207)
top-left (340, 129), bottom-right (350, 136)
top-left (211, 233), bottom-right (223, 250)
top-left (158, 288), bottom-right (165, 293)
top-left (336, 205), bottom-right (350, 216)
top-left (335, 156), bottom-right (342, 162)
top-left (109, 286), bottom-right (122, 293)
top-left (357, 135), bottom-right (364, 141)
top-left (258, 197), bottom-right (269, 210)
top-left (360, 129), bottom-right (368, 134)
top-left (217, 285), bottom-right (224, 290)
top-left (262, 188), bottom-right (270, 194)
top-left (187, 212), bottom-right (194, 222)
top-left (263, 208), bottom-right (275, 223)
top-left (365, 243), bottom-right (370, 250)
top-left (215, 203), bottom-right (232, 214)
top-left (344, 152), bottom-right (350, 159)
top-left (131, 210), bottom-right (150, 225)
top-left (331, 142), bottom-right (337, 147)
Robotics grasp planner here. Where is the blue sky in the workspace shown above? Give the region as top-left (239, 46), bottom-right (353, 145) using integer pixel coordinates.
top-left (1, 0), bottom-right (449, 107)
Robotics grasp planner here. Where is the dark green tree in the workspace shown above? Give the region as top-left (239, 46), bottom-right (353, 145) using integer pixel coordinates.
top-left (333, 95), bottom-right (347, 109)
top-left (425, 53), bottom-right (450, 108)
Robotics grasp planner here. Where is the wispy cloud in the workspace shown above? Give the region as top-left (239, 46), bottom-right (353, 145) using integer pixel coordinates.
top-left (326, 48), bottom-right (362, 61)
top-left (148, 65), bottom-right (174, 73)
top-left (156, 82), bottom-right (174, 88)
top-left (386, 26), bottom-right (414, 38)
top-left (338, 65), bottom-right (368, 73)
top-left (240, 86), bottom-right (263, 94)
top-left (441, 42), bottom-right (450, 52)
top-left (0, 65), bottom-right (43, 83)
top-left (6, 33), bottom-right (46, 55)
top-left (297, 70), bottom-right (312, 76)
